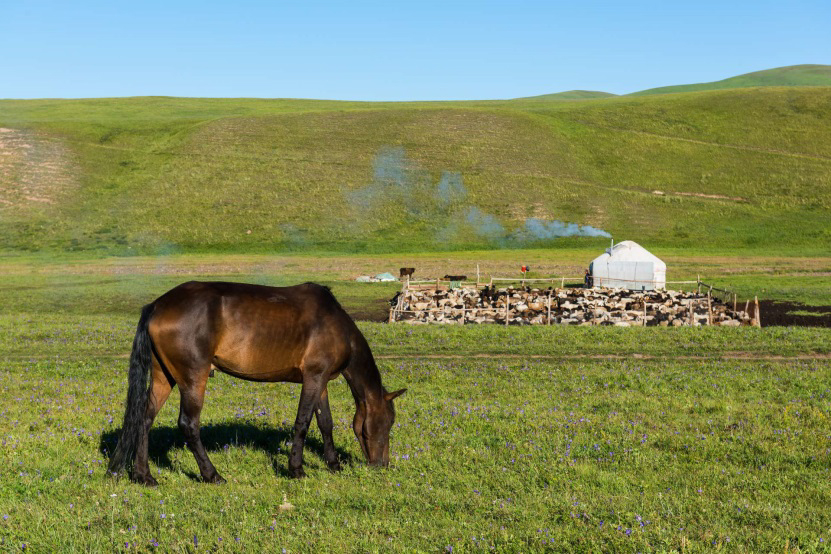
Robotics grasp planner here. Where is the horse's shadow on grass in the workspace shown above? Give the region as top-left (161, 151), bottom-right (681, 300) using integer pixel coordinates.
top-left (99, 423), bottom-right (356, 480)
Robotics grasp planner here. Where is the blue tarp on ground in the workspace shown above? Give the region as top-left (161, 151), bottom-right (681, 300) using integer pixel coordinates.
top-left (355, 272), bottom-right (399, 283)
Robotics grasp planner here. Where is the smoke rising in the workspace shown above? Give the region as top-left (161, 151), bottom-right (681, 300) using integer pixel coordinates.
top-left (518, 218), bottom-right (611, 240)
top-left (436, 172), bottom-right (467, 207)
top-left (347, 147), bottom-right (611, 245)
top-left (465, 207), bottom-right (506, 240)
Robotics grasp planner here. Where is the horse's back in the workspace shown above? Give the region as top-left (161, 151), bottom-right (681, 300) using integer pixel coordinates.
top-left (153, 281), bottom-right (345, 319)
top-left (147, 281), bottom-right (355, 382)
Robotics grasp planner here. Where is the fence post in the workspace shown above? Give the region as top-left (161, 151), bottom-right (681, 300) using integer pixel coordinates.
top-left (505, 293), bottom-right (510, 326)
top-left (547, 291), bottom-right (552, 325)
top-left (754, 296), bottom-right (761, 327)
top-left (707, 291), bottom-right (713, 325)
top-left (643, 299), bottom-right (648, 326)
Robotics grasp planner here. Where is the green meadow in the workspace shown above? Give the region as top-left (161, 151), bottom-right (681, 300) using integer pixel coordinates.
top-left (0, 256), bottom-right (829, 552)
top-left (3, 354), bottom-right (831, 553)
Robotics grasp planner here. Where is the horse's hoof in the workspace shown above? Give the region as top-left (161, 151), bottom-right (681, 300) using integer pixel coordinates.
top-left (290, 468), bottom-right (307, 479)
top-left (327, 461), bottom-right (342, 473)
top-left (132, 473), bottom-right (158, 487)
top-left (205, 474), bottom-right (226, 484)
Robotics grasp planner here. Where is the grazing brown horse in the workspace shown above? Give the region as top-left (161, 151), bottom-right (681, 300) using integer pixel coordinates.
top-left (107, 281), bottom-right (406, 485)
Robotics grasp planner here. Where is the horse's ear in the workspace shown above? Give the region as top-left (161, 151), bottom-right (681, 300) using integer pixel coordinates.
top-left (385, 388), bottom-right (407, 401)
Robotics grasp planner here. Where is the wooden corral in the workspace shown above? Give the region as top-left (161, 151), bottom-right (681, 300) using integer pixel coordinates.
top-left (389, 285), bottom-right (758, 326)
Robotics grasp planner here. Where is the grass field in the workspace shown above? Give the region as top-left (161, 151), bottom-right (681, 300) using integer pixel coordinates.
top-left (3, 356), bottom-right (831, 552)
top-left (1, 255), bottom-right (830, 552)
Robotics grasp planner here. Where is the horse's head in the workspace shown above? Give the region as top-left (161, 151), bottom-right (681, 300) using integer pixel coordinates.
top-left (353, 388), bottom-right (406, 467)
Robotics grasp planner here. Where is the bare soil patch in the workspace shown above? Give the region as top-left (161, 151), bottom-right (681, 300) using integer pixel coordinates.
top-left (758, 300), bottom-right (831, 327)
top-left (0, 127), bottom-right (77, 209)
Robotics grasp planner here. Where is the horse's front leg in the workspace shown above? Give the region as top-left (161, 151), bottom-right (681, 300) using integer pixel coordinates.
top-left (288, 380), bottom-right (320, 478)
top-left (315, 386), bottom-right (341, 472)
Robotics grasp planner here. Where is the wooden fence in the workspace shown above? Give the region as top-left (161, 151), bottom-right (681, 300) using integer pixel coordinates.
top-left (392, 275), bottom-right (761, 327)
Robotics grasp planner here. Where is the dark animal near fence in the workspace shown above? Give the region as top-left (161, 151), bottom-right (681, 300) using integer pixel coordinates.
top-left (399, 267), bottom-right (415, 278)
top-left (389, 291), bottom-right (402, 308)
top-left (107, 281), bottom-right (406, 485)
top-left (443, 275), bottom-right (467, 281)
top-left (480, 285), bottom-right (498, 302)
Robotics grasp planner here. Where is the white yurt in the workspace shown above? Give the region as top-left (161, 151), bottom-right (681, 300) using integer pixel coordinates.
top-left (589, 241), bottom-right (666, 290)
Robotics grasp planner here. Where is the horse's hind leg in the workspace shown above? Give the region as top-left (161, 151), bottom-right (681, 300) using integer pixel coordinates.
top-left (178, 375), bottom-right (225, 484)
top-left (315, 386), bottom-right (341, 472)
top-left (133, 357), bottom-right (174, 486)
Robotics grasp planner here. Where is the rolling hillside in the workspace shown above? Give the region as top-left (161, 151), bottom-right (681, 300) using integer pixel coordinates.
top-left (1, 86), bottom-right (830, 254)
top-left (513, 90), bottom-right (617, 101)
top-left (630, 64), bottom-right (831, 96)
top-left (510, 65), bottom-right (831, 100)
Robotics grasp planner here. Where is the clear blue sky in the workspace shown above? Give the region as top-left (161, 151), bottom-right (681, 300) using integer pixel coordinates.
top-left (1, 0), bottom-right (828, 100)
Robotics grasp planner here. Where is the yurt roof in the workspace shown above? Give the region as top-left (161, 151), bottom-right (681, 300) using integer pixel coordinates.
top-left (591, 241), bottom-right (666, 268)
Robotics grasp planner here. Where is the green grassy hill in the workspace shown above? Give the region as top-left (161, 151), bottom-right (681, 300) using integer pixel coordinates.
top-left (1, 87), bottom-right (830, 254)
top-left (630, 64), bottom-right (831, 96)
top-left (513, 90), bottom-right (617, 101)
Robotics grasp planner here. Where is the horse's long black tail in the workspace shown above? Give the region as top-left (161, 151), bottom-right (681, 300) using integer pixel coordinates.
top-left (107, 303), bottom-right (155, 476)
